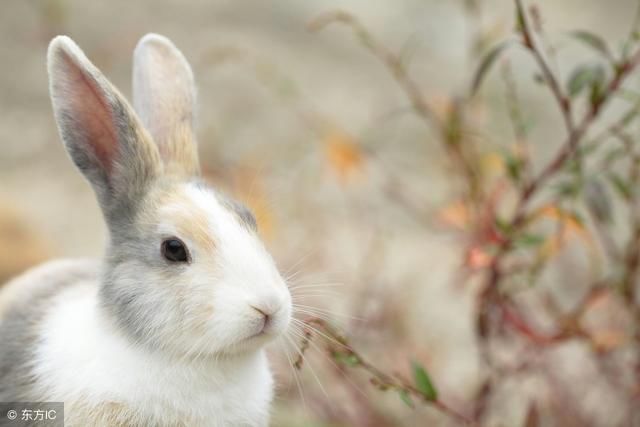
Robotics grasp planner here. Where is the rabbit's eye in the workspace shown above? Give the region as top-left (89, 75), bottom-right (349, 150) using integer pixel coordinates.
top-left (161, 238), bottom-right (190, 263)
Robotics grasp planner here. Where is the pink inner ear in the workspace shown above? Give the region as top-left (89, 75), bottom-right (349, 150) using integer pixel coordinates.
top-left (60, 51), bottom-right (119, 174)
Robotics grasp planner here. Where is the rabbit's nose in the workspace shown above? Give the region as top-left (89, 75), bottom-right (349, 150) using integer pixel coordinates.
top-left (250, 305), bottom-right (272, 330)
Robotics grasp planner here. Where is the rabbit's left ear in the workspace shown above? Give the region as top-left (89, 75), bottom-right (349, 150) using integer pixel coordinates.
top-left (48, 36), bottom-right (162, 223)
top-left (132, 34), bottom-right (199, 177)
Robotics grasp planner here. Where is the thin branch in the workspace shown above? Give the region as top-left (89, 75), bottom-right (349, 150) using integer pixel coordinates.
top-left (308, 11), bottom-right (442, 129)
top-left (309, 11), bottom-right (483, 202)
top-left (295, 318), bottom-right (475, 426)
top-left (516, 46), bottom-right (640, 222)
top-left (516, 0), bottom-right (573, 133)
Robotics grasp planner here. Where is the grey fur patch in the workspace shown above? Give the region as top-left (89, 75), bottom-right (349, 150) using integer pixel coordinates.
top-left (0, 260), bottom-right (99, 404)
top-left (98, 261), bottom-right (161, 351)
top-left (98, 180), bottom-right (191, 352)
top-left (217, 193), bottom-right (258, 232)
top-left (191, 179), bottom-right (258, 232)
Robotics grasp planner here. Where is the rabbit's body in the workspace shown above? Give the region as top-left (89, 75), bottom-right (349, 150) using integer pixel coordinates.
top-left (0, 34), bottom-right (291, 427)
top-left (0, 260), bottom-right (273, 427)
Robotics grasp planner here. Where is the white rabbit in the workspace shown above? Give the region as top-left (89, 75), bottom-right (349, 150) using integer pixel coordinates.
top-left (0, 34), bottom-right (292, 427)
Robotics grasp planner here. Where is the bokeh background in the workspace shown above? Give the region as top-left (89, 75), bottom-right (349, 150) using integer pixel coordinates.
top-left (1, 1), bottom-right (639, 426)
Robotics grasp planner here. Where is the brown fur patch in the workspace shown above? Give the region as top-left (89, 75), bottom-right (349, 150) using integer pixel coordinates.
top-left (160, 122), bottom-right (199, 178)
top-left (141, 185), bottom-right (215, 253)
top-left (67, 399), bottom-right (195, 426)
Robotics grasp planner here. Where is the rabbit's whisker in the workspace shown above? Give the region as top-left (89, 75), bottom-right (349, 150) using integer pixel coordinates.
top-left (292, 304), bottom-right (361, 321)
top-left (288, 282), bottom-right (344, 291)
top-left (286, 327), bottom-right (371, 401)
top-left (280, 337), bottom-right (307, 411)
top-left (290, 318), bottom-right (351, 351)
top-left (283, 334), bottom-right (331, 402)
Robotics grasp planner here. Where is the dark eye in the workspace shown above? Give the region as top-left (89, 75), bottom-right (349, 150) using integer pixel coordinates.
top-left (161, 238), bottom-right (190, 263)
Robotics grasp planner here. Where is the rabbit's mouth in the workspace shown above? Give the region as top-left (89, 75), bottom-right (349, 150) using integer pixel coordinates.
top-left (211, 312), bottom-right (291, 356)
top-left (249, 320), bottom-right (279, 340)
top-left (245, 313), bottom-right (289, 344)
top-left (248, 303), bottom-right (291, 337)
top-left (226, 329), bottom-right (278, 355)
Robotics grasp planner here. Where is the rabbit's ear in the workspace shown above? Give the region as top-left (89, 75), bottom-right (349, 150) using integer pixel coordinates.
top-left (48, 36), bottom-right (162, 222)
top-left (132, 34), bottom-right (199, 178)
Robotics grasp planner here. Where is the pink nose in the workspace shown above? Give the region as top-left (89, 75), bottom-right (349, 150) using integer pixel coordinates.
top-left (251, 306), bottom-right (272, 330)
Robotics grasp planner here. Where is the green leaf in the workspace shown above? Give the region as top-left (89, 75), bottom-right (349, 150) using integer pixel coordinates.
top-left (411, 361), bottom-right (438, 401)
top-left (533, 73), bottom-right (545, 85)
top-left (515, 0), bottom-right (526, 34)
top-left (616, 89), bottom-right (640, 103)
top-left (494, 217), bottom-right (512, 235)
top-left (566, 64), bottom-right (605, 98)
top-left (398, 389), bottom-right (414, 408)
top-left (555, 179), bottom-right (581, 198)
top-left (584, 178), bottom-right (612, 224)
top-left (569, 209), bottom-right (586, 226)
top-left (568, 30), bottom-right (614, 61)
top-left (617, 103), bottom-right (640, 129)
top-left (333, 351), bottom-right (360, 367)
top-left (602, 146), bottom-right (626, 167)
top-left (589, 66), bottom-right (606, 106)
top-left (370, 377), bottom-right (389, 391)
top-left (577, 142), bottom-right (599, 157)
top-left (501, 149), bottom-right (524, 184)
top-left (567, 66), bottom-right (592, 97)
top-left (608, 173), bottom-right (632, 201)
top-left (515, 233), bottom-right (545, 248)
top-left (471, 40), bottom-right (515, 95)
top-left (444, 103), bottom-right (464, 146)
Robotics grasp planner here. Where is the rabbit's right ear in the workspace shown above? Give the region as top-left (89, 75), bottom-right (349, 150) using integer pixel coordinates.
top-left (132, 34), bottom-right (199, 178)
top-left (47, 36), bottom-right (162, 221)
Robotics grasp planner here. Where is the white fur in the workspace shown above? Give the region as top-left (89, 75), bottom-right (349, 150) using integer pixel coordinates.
top-left (185, 184), bottom-right (290, 326)
top-left (145, 183), bottom-right (292, 357)
top-left (34, 282), bottom-right (273, 427)
top-left (133, 33), bottom-right (196, 136)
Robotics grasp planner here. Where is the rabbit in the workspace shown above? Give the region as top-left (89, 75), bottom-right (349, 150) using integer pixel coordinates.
top-left (0, 34), bottom-right (292, 427)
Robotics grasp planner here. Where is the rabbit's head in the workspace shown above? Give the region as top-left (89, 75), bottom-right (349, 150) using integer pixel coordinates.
top-left (47, 34), bottom-right (292, 357)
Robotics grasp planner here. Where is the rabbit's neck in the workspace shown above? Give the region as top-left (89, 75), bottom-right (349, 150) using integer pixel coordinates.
top-left (34, 282), bottom-right (273, 426)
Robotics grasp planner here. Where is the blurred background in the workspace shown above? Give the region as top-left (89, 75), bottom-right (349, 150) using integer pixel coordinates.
top-left (1, 0), bottom-right (640, 426)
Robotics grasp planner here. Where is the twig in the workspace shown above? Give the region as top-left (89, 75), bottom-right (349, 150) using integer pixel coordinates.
top-left (308, 11), bottom-right (441, 129)
top-left (516, 0), bottom-right (573, 132)
top-left (295, 317), bottom-right (475, 426)
top-left (309, 11), bottom-right (482, 203)
top-left (474, 3), bottom-right (640, 422)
